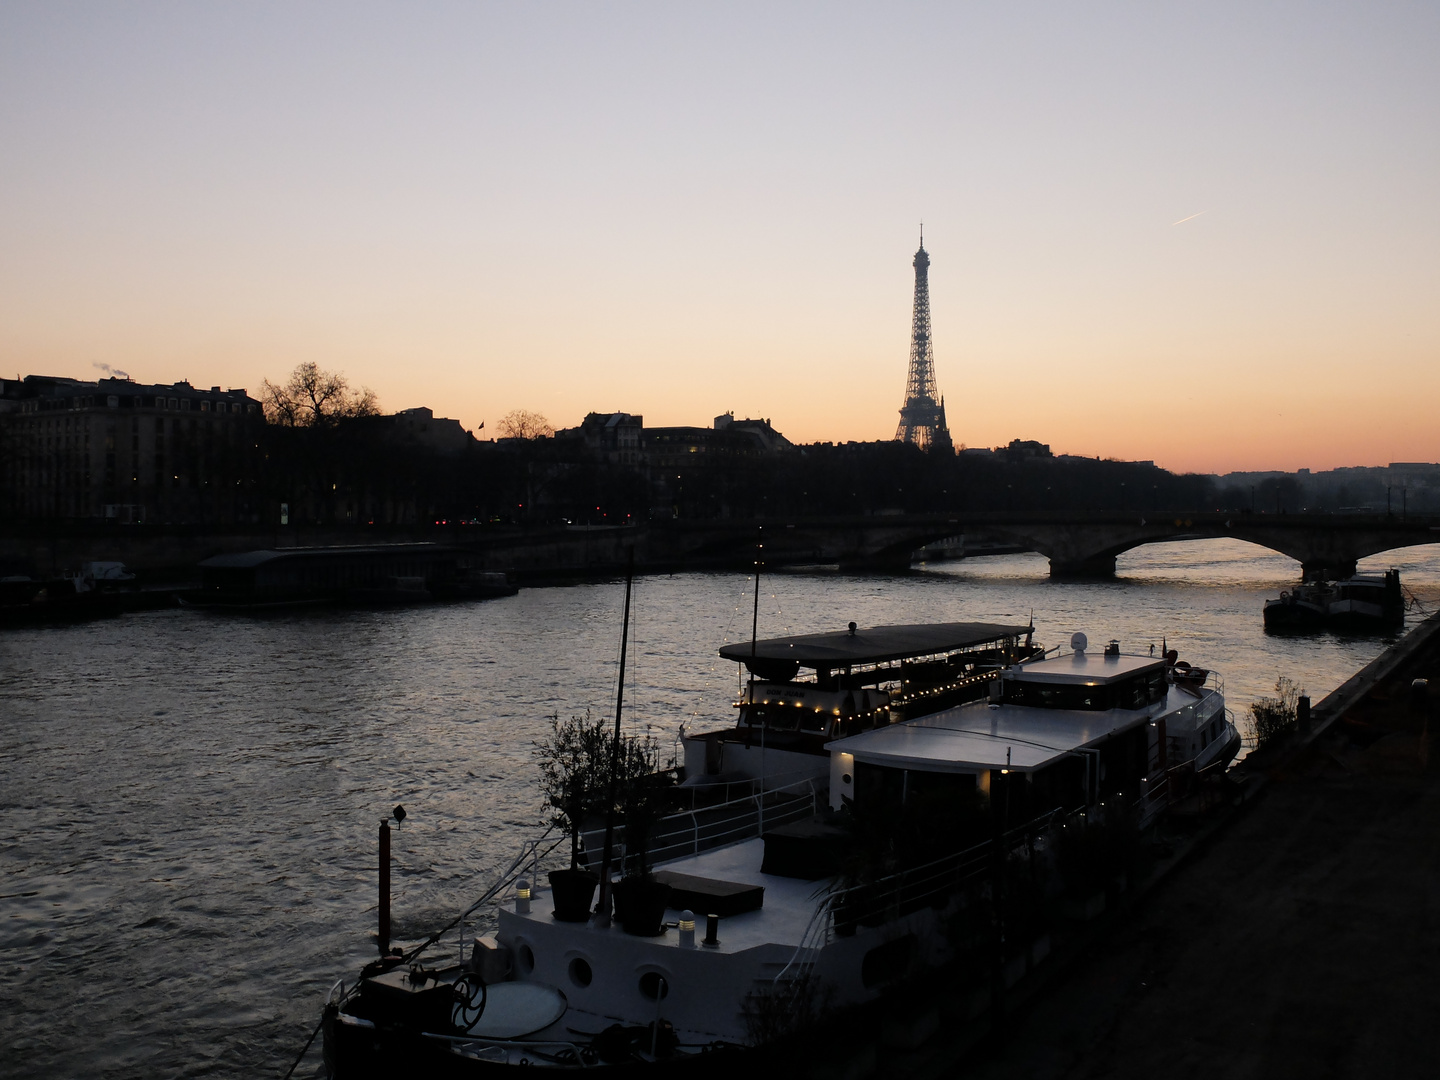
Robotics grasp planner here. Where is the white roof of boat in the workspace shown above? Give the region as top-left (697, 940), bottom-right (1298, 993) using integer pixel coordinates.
top-left (828, 698), bottom-right (1153, 773)
top-left (1008, 650), bottom-right (1164, 684)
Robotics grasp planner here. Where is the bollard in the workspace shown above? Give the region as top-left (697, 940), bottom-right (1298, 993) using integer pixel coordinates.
top-left (1297, 695), bottom-right (1311, 735)
top-left (702, 913), bottom-right (720, 948)
top-left (1411, 679), bottom-right (1429, 711)
top-left (378, 820), bottom-right (391, 955)
top-left (516, 879), bottom-right (531, 915)
top-left (678, 910), bottom-right (696, 949)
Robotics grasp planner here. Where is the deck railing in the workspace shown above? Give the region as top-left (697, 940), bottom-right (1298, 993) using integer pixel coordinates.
top-left (772, 808), bottom-right (1065, 985)
top-left (576, 774), bottom-right (823, 872)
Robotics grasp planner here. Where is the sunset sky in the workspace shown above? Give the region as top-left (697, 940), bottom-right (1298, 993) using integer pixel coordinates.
top-left (2, 2), bottom-right (1436, 474)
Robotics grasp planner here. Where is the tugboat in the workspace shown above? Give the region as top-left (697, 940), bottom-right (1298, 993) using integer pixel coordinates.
top-left (314, 617), bottom-right (1235, 1077)
top-left (1263, 569), bottom-right (1406, 631)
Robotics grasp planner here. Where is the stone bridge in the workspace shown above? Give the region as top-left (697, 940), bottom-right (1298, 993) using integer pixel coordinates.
top-left (9, 513), bottom-right (1433, 580)
top-left (642, 511), bottom-right (1440, 579)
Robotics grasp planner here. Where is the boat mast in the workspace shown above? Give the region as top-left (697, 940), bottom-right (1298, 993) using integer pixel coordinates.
top-left (750, 528), bottom-right (764, 833)
top-left (593, 548), bottom-right (635, 926)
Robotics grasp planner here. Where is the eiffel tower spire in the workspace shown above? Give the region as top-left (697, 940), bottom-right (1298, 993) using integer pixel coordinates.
top-left (894, 229), bottom-right (953, 452)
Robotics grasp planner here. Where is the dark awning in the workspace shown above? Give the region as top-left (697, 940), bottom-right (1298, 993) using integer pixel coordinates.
top-left (718, 621), bottom-right (1031, 671)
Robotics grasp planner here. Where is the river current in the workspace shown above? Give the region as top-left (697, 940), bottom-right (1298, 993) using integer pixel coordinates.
top-left (3, 538), bottom-right (1439, 1078)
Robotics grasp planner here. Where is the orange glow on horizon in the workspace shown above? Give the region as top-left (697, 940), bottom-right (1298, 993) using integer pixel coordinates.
top-left (2, 5), bottom-right (1436, 477)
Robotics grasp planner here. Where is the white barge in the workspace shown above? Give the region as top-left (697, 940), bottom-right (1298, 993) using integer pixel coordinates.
top-left (321, 630), bottom-right (1237, 1077)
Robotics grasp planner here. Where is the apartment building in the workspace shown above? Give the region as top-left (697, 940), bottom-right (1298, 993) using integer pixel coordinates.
top-left (0, 375), bottom-right (263, 523)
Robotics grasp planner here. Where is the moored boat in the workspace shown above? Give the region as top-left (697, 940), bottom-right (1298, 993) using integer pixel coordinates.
top-left (315, 625), bottom-right (1235, 1078)
top-left (1263, 569), bottom-right (1405, 632)
top-left (192, 545), bottom-right (517, 608)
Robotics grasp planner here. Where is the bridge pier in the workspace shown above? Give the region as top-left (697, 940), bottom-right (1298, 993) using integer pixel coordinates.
top-left (1302, 558), bottom-right (1358, 582)
top-left (1047, 553), bottom-right (1118, 579)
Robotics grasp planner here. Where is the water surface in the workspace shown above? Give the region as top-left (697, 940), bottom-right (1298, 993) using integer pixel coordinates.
top-left (2, 538), bottom-right (1437, 1077)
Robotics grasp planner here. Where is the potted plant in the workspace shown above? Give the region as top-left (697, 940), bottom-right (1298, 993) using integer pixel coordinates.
top-left (610, 733), bottom-right (677, 936)
top-left (535, 712), bottom-right (609, 921)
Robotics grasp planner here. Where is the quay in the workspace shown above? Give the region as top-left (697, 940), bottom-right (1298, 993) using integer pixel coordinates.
top-left (941, 611), bottom-right (1440, 1079)
top-left (3, 510), bottom-right (1439, 586)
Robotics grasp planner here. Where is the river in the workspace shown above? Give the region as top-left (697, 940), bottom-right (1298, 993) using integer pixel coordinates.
top-left (2, 538), bottom-right (1438, 1078)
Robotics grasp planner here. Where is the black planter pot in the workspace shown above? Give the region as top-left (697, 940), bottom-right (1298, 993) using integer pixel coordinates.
top-left (612, 876), bottom-right (672, 936)
top-left (548, 868), bottom-right (599, 922)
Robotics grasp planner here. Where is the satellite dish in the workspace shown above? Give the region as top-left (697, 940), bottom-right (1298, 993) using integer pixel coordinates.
top-left (1070, 632), bottom-right (1088, 653)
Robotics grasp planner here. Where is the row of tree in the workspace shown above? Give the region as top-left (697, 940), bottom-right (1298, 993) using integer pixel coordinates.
top-left (257, 363), bottom-right (1400, 526)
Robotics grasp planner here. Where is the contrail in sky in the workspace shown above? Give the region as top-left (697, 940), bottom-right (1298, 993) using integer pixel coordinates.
top-left (1171, 210), bottom-right (1209, 225)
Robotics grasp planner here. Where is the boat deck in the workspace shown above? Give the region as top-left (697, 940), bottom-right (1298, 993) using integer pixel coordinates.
top-left (497, 834), bottom-right (837, 1044)
top-left (651, 837), bottom-right (825, 950)
top-left (513, 836), bottom-right (826, 954)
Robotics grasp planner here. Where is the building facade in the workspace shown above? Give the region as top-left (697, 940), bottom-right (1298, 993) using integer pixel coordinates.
top-left (555, 412), bottom-right (645, 465)
top-left (370, 407), bottom-right (476, 456)
top-left (0, 375), bottom-right (263, 524)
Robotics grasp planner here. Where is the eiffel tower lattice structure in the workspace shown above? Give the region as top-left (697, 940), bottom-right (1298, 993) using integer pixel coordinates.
top-left (894, 231), bottom-right (953, 452)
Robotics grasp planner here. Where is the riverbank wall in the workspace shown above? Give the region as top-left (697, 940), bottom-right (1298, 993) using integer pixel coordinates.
top-left (0, 523), bottom-right (739, 581)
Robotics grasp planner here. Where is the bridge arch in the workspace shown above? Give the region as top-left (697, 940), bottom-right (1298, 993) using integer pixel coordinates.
top-left (966, 517), bottom-right (1440, 579)
top-left (650, 513), bottom-right (1440, 580)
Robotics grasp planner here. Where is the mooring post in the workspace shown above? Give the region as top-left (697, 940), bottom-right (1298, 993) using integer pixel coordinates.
top-left (1297, 695), bottom-right (1311, 736)
top-left (379, 819), bottom-right (391, 954)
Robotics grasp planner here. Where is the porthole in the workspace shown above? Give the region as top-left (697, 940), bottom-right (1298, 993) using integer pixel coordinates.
top-left (638, 971), bottom-right (669, 1001)
top-left (568, 958), bottom-right (592, 988)
top-left (517, 944), bottom-right (535, 974)
top-left (842, 773), bottom-right (853, 785)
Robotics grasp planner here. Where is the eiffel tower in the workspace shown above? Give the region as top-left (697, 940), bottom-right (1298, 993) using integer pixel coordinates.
top-left (894, 229), bottom-right (953, 452)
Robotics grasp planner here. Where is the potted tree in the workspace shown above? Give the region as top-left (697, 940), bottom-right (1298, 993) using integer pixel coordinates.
top-left (610, 733), bottom-right (677, 936)
top-left (535, 712), bottom-right (609, 922)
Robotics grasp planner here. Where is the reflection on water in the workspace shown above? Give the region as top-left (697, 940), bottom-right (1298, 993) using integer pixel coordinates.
top-left (1, 538), bottom-right (1437, 1076)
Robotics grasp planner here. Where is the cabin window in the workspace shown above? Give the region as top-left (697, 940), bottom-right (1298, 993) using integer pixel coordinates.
top-left (568, 958), bottom-right (592, 988)
top-left (1005, 670), bottom-right (1166, 711)
top-left (853, 763), bottom-right (975, 814)
top-left (745, 702), bottom-right (828, 734)
top-left (1113, 676), bottom-right (1147, 710)
top-left (1005, 681), bottom-right (1113, 711)
top-left (906, 770), bottom-right (977, 807)
top-left (853, 761), bottom-right (906, 814)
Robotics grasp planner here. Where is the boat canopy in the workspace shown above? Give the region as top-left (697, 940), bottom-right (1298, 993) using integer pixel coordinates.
top-left (719, 621), bottom-right (1030, 680)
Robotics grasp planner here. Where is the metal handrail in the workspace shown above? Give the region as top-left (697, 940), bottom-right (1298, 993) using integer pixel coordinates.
top-left (771, 807), bottom-right (1065, 982)
top-left (574, 776), bottom-right (822, 871)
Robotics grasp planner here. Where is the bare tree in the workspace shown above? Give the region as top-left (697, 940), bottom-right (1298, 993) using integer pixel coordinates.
top-left (260, 362), bottom-right (378, 427)
top-left (498, 409), bottom-right (554, 440)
